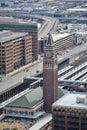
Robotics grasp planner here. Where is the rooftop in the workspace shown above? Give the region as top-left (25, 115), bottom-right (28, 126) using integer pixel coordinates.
top-left (0, 31), bottom-right (28, 43)
top-left (52, 33), bottom-right (71, 42)
top-left (7, 86), bottom-right (66, 108)
top-left (8, 87), bottom-right (43, 108)
top-left (0, 18), bottom-right (37, 32)
top-left (52, 92), bottom-right (87, 109)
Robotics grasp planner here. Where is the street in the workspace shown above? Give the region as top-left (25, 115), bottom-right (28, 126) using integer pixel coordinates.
top-left (0, 60), bottom-right (43, 94)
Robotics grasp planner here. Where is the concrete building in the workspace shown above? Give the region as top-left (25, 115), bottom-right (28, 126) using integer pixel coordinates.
top-left (67, 24), bottom-right (87, 32)
top-left (39, 33), bottom-right (74, 54)
top-left (0, 31), bottom-right (32, 75)
top-left (75, 31), bottom-right (87, 45)
top-left (52, 33), bottom-right (74, 54)
top-left (43, 33), bottom-right (58, 113)
top-left (52, 92), bottom-right (87, 130)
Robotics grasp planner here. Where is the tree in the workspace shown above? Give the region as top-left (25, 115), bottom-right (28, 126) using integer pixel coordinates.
top-left (12, 128), bottom-right (18, 130)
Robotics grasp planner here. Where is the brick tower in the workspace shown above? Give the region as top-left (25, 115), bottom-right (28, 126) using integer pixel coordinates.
top-left (43, 33), bottom-right (58, 113)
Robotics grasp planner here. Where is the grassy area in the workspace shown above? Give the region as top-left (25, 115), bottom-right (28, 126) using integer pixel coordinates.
top-left (0, 122), bottom-right (23, 130)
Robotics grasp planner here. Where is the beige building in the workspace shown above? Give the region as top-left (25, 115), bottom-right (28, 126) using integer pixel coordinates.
top-left (39, 33), bottom-right (74, 54)
top-left (52, 33), bottom-right (74, 54)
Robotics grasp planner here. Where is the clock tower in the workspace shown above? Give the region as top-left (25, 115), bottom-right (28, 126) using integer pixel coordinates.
top-left (43, 33), bottom-right (58, 113)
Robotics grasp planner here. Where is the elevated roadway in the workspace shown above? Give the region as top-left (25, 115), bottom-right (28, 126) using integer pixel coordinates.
top-left (0, 9), bottom-right (59, 39)
top-left (25, 14), bottom-right (59, 38)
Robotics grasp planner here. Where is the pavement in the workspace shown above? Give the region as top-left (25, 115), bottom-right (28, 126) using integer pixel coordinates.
top-left (28, 114), bottom-right (52, 130)
top-left (0, 59), bottom-right (43, 94)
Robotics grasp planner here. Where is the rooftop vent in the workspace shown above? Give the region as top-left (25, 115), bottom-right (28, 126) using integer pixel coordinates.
top-left (76, 96), bottom-right (87, 105)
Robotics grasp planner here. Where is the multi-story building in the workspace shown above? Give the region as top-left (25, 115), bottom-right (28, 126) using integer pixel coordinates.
top-left (67, 24), bottom-right (87, 33)
top-left (0, 17), bottom-right (38, 60)
top-left (43, 33), bottom-right (58, 113)
top-left (28, 31), bottom-right (38, 60)
top-left (74, 31), bottom-right (87, 45)
top-left (0, 31), bottom-right (32, 75)
top-left (52, 92), bottom-right (87, 130)
top-left (52, 33), bottom-right (74, 54)
top-left (39, 33), bottom-right (74, 54)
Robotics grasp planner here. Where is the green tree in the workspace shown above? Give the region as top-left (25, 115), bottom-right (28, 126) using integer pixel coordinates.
top-left (12, 128), bottom-right (18, 130)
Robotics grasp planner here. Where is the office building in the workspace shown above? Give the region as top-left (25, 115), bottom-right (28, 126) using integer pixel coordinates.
top-left (0, 17), bottom-right (38, 60)
top-left (39, 33), bottom-right (74, 54)
top-left (52, 33), bottom-right (74, 54)
top-left (0, 31), bottom-right (32, 75)
top-left (52, 92), bottom-right (87, 130)
top-left (28, 31), bottom-right (38, 60)
top-left (43, 33), bottom-right (58, 113)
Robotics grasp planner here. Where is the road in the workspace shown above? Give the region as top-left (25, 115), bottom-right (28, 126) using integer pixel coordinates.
top-left (0, 9), bottom-right (59, 39)
top-left (37, 16), bottom-right (58, 38)
top-left (0, 60), bottom-right (43, 94)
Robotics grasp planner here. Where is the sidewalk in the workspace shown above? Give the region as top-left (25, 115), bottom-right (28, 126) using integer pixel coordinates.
top-left (1, 59), bottom-right (42, 79)
top-left (28, 114), bottom-right (52, 130)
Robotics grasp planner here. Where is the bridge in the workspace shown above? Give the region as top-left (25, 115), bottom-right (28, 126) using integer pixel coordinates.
top-left (30, 14), bottom-right (58, 38)
top-left (26, 77), bottom-right (87, 88)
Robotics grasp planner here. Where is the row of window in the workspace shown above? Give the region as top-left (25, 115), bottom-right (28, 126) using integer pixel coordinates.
top-left (54, 126), bottom-right (78, 130)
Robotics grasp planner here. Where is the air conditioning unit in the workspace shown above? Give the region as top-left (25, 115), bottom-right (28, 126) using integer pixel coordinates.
top-left (76, 97), bottom-right (84, 104)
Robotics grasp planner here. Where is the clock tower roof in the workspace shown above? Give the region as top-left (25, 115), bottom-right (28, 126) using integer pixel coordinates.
top-left (46, 32), bottom-right (54, 46)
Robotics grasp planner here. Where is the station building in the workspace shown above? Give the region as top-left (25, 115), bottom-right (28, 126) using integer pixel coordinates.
top-left (52, 92), bottom-right (87, 130)
top-left (2, 86), bottom-right (66, 120)
top-left (3, 87), bottom-right (44, 119)
top-left (0, 31), bottom-right (32, 75)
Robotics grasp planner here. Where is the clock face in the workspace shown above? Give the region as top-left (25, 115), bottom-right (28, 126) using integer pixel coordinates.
top-left (46, 52), bottom-right (51, 57)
